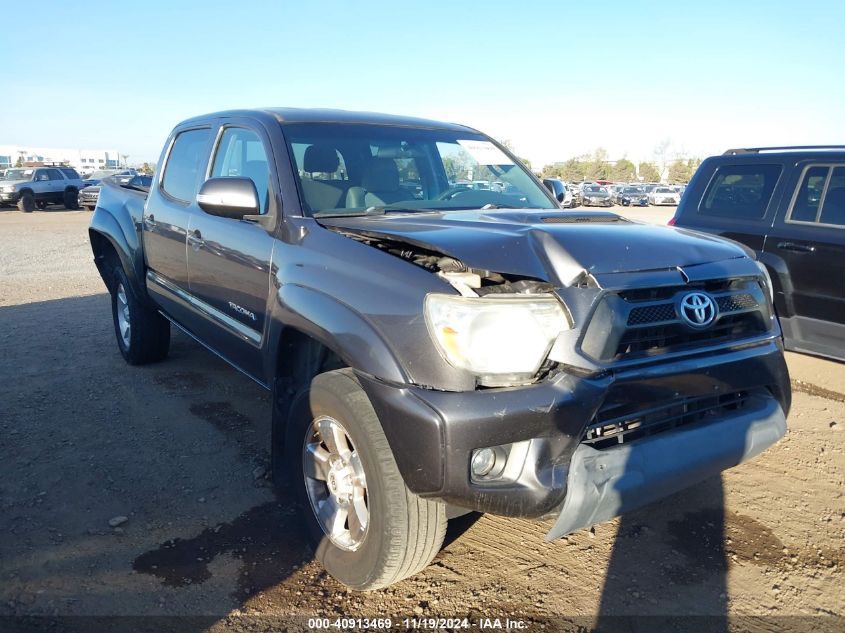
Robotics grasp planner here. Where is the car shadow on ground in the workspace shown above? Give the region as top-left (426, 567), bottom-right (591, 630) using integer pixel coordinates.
top-left (594, 476), bottom-right (729, 631)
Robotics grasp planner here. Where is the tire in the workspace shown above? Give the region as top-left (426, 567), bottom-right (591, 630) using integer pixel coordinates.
top-left (85, 205), bottom-right (96, 211)
top-left (17, 192), bottom-right (35, 213)
top-left (110, 265), bottom-right (170, 365)
top-left (63, 189), bottom-right (79, 210)
top-left (286, 368), bottom-right (447, 590)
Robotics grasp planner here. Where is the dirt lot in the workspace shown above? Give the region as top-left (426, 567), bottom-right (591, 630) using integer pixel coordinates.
top-left (1, 206), bottom-right (843, 632)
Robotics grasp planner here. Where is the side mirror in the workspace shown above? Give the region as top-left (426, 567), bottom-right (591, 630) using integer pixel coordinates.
top-left (196, 177), bottom-right (259, 219)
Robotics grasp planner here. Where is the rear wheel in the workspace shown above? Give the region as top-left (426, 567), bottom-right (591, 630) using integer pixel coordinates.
top-left (36, 200), bottom-right (48, 210)
top-left (286, 368), bottom-right (447, 590)
top-left (17, 192), bottom-right (35, 213)
top-left (110, 265), bottom-right (170, 365)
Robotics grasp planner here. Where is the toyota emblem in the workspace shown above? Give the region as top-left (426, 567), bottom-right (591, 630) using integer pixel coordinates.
top-left (679, 292), bottom-right (717, 328)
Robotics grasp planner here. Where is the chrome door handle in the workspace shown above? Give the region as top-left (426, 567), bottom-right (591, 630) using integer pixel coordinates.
top-left (188, 229), bottom-right (203, 250)
top-left (777, 241), bottom-right (815, 254)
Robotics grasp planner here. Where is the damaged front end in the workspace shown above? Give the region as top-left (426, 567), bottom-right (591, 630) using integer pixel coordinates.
top-left (313, 217), bottom-right (788, 531)
top-left (328, 227), bottom-right (589, 388)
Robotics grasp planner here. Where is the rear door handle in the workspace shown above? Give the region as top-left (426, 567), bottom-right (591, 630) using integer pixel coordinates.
top-left (777, 242), bottom-right (815, 253)
top-left (188, 229), bottom-right (203, 250)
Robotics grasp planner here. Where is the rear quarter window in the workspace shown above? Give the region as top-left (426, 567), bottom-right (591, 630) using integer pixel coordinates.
top-left (161, 128), bottom-right (212, 202)
top-left (698, 164), bottom-right (781, 220)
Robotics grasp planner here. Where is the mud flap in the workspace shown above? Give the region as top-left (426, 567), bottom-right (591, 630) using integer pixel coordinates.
top-left (545, 396), bottom-right (787, 540)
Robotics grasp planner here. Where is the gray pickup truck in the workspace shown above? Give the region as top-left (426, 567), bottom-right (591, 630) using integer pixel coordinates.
top-left (89, 108), bottom-right (790, 590)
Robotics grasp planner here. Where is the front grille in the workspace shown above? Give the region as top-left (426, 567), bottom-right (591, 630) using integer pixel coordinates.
top-left (580, 279), bottom-right (772, 362)
top-left (716, 293), bottom-right (758, 312)
top-left (616, 312), bottom-right (766, 358)
top-left (582, 390), bottom-right (751, 450)
top-left (627, 303), bottom-right (677, 325)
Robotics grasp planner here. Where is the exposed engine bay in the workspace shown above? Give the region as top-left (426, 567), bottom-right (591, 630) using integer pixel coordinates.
top-left (330, 229), bottom-right (558, 297)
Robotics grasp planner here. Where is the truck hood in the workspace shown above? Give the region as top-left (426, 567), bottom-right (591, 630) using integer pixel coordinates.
top-left (318, 209), bottom-right (749, 286)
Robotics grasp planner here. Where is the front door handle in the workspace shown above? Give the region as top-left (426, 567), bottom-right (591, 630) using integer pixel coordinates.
top-left (777, 241), bottom-right (815, 254)
top-left (188, 229), bottom-right (203, 251)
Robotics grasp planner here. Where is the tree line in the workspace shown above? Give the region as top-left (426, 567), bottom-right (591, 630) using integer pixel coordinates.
top-left (540, 147), bottom-right (702, 184)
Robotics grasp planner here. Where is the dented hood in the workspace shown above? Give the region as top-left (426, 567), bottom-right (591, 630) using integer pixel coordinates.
top-left (318, 209), bottom-right (749, 286)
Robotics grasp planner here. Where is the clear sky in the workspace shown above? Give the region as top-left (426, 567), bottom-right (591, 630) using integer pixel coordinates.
top-left (2, 0), bottom-right (843, 168)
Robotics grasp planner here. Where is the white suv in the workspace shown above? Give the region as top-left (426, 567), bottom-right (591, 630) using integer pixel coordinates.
top-left (0, 166), bottom-right (85, 212)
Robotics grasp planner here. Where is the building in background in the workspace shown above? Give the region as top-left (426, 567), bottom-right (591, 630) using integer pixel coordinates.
top-left (0, 145), bottom-right (121, 175)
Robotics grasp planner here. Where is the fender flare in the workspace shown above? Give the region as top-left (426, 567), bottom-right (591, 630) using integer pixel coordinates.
top-left (266, 283), bottom-right (408, 385)
top-left (88, 207), bottom-right (150, 305)
top-left (757, 249), bottom-right (795, 318)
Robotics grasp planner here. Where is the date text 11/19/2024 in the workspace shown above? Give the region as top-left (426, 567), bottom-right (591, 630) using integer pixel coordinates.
top-left (307, 617), bottom-right (528, 629)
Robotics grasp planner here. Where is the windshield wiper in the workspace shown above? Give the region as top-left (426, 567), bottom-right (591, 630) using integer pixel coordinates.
top-left (313, 207), bottom-right (387, 219)
top-left (314, 205), bottom-right (435, 218)
top-left (480, 203), bottom-right (524, 210)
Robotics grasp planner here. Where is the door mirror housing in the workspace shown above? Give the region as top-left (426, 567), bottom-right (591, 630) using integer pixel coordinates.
top-left (196, 177), bottom-right (259, 219)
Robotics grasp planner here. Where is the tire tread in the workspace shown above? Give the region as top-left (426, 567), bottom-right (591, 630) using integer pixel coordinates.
top-left (305, 369), bottom-right (446, 590)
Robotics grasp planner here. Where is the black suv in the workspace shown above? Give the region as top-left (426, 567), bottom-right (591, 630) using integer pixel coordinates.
top-left (671, 146), bottom-right (845, 362)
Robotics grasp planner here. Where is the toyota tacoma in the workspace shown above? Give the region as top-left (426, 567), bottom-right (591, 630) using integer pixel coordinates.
top-left (88, 108), bottom-right (790, 590)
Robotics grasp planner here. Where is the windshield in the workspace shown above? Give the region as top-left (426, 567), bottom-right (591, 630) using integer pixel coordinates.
top-left (623, 187), bottom-right (643, 193)
top-left (282, 123), bottom-right (554, 216)
top-left (586, 185), bottom-right (607, 193)
top-left (4, 169), bottom-right (32, 180)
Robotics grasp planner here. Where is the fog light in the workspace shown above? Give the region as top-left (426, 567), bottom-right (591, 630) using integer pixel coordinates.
top-left (471, 448), bottom-right (497, 477)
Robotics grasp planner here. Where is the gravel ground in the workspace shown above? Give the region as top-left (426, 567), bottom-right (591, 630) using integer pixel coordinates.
top-left (0, 206), bottom-right (842, 632)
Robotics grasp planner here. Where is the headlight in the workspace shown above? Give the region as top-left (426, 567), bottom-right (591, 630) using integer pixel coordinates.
top-left (755, 260), bottom-right (774, 303)
top-left (1, 185), bottom-right (14, 192)
top-left (424, 294), bottom-right (570, 387)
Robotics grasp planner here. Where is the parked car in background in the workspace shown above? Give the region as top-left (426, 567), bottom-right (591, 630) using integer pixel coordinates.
top-left (567, 183), bottom-right (582, 207)
top-left (671, 145), bottom-right (845, 362)
top-left (542, 178), bottom-right (574, 208)
top-left (618, 186), bottom-right (649, 207)
top-left (82, 169), bottom-right (138, 188)
top-left (0, 166), bottom-right (84, 211)
top-left (582, 184), bottom-right (613, 207)
top-left (648, 186), bottom-right (680, 206)
top-left (79, 174), bottom-right (152, 210)
top-left (609, 184), bottom-right (626, 204)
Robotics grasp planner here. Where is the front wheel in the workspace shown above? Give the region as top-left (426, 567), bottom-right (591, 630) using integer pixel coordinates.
top-left (17, 192), bottom-right (35, 213)
top-left (110, 265), bottom-right (170, 365)
top-left (286, 368), bottom-right (447, 590)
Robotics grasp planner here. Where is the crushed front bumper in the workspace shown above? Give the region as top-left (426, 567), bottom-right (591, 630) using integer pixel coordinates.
top-left (358, 339), bottom-right (790, 529)
top-left (546, 393), bottom-right (785, 539)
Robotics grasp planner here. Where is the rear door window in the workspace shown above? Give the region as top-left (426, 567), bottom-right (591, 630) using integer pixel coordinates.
top-left (789, 165), bottom-right (845, 228)
top-left (699, 164), bottom-right (781, 219)
top-left (161, 128), bottom-right (212, 202)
